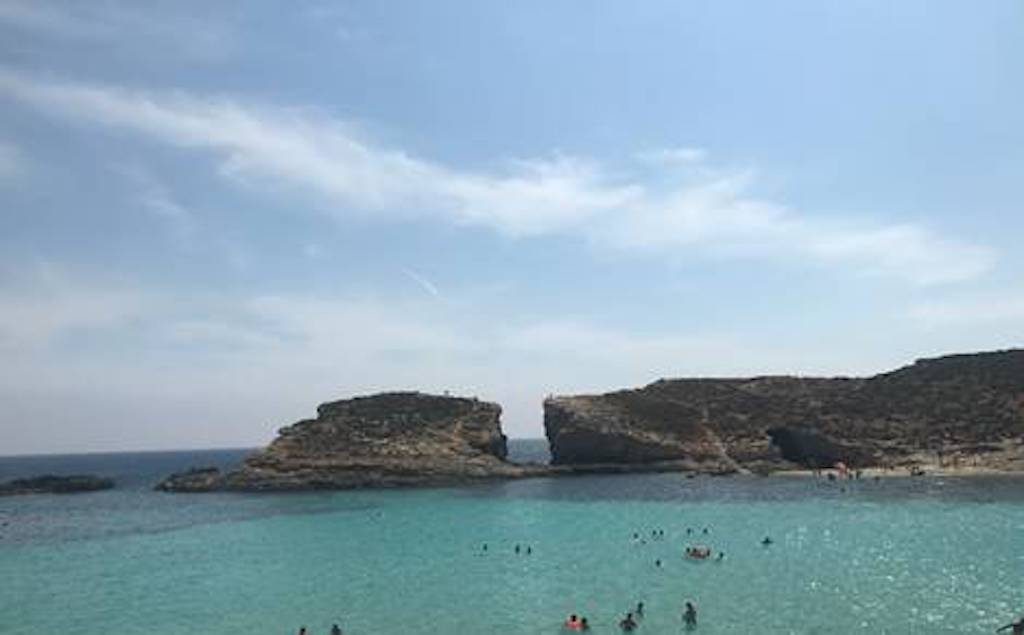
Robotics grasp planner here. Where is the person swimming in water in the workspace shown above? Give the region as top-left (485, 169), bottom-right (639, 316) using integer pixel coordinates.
top-left (683, 601), bottom-right (697, 628)
top-left (565, 614), bottom-right (582, 630)
top-left (636, 601), bottom-right (644, 617)
top-left (580, 617), bottom-right (590, 631)
top-left (619, 612), bottom-right (637, 631)
top-left (515, 544), bottom-right (520, 554)
top-left (330, 624), bottom-right (342, 635)
top-left (762, 536), bottom-right (773, 546)
top-left (527, 546), bottom-right (532, 555)
top-left (298, 628), bottom-right (307, 635)
top-left (997, 617), bottom-right (1024, 634)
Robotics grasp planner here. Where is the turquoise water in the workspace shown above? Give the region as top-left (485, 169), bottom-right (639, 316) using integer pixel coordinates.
top-left (2, 445), bottom-right (1024, 634)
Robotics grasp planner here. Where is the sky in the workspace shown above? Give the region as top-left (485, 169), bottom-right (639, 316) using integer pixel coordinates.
top-left (1, 1), bottom-right (1022, 454)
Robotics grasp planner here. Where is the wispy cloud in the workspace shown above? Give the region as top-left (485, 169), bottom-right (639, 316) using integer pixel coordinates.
top-left (635, 146), bottom-right (707, 165)
top-left (0, 263), bottom-right (148, 349)
top-left (0, 1), bottom-right (234, 59)
top-left (113, 164), bottom-right (196, 245)
top-left (907, 294), bottom-right (1024, 327)
top-left (401, 268), bottom-right (440, 298)
top-left (0, 70), bottom-right (994, 285)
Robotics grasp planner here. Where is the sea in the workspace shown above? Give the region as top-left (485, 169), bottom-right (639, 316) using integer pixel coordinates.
top-left (1, 440), bottom-right (1023, 634)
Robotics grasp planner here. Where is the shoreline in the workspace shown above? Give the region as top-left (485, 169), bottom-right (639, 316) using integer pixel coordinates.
top-left (769, 465), bottom-right (1024, 479)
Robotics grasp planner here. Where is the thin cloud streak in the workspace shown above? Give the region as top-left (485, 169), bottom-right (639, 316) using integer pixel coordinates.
top-left (0, 69), bottom-right (995, 285)
top-left (401, 268), bottom-right (440, 298)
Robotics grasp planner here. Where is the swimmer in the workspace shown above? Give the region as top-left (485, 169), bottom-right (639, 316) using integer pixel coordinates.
top-left (636, 601), bottom-right (644, 617)
top-left (997, 617), bottom-right (1024, 634)
top-left (762, 536), bottom-right (773, 546)
top-left (565, 614), bottom-right (581, 630)
top-left (515, 544), bottom-right (520, 554)
top-left (298, 628), bottom-right (307, 635)
top-left (483, 543), bottom-right (488, 552)
top-left (619, 612), bottom-right (637, 631)
top-left (527, 546), bottom-right (532, 555)
top-left (655, 559), bottom-right (662, 567)
top-left (580, 617), bottom-right (590, 631)
top-left (683, 601), bottom-right (697, 628)
top-left (702, 527), bottom-right (708, 535)
top-left (717, 551), bottom-right (725, 561)
top-left (331, 625), bottom-right (342, 635)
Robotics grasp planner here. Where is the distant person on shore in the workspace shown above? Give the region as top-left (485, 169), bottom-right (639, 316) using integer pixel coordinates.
top-left (997, 617), bottom-right (1024, 634)
top-left (683, 601), bottom-right (698, 628)
top-left (619, 612), bottom-right (637, 631)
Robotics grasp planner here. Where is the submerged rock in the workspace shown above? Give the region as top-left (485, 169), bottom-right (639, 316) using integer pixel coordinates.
top-left (155, 467), bottom-right (224, 492)
top-left (0, 474), bottom-right (114, 496)
top-left (545, 349), bottom-right (1024, 473)
top-left (158, 392), bottom-right (529, 492)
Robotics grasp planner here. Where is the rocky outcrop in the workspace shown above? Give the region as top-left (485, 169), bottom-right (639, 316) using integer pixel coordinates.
top-left (0, 474), bottom-right (114, 496)
top-left (545, 349), bottom-right (1024, 473)
top-left (158, 392), bottom-right (531, 492)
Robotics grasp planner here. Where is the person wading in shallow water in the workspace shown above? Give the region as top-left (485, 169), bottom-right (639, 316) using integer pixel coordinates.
top-left (683, 601), bottom-right (698, 629)
top-left (997, 617), bottom-right (1024, 634)
top-left (619, 612), bottom-right (638, 631)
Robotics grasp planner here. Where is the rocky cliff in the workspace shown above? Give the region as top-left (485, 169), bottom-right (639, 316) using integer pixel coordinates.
top-left (159, 392), bottom-right (529, 491)
top-left (545, 349), bottom-right (1024, 473)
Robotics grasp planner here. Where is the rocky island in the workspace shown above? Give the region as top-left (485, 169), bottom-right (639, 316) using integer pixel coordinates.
top-left (0, 474), bottom-right (115, 496)
top-left (545, 349), bottom-right (1024, 474)
top-left (158, 391), bottom-right (539, 492)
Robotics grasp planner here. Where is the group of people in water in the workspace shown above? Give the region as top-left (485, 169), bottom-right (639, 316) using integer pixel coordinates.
top-left (296, 625), bottom-right (342, 635)
top-left (481, 542), bottom-right (534, 555)
top-left (565, 600), bottom-right (698, 631)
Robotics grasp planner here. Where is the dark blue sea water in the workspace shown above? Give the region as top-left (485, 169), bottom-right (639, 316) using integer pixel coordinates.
top-left (2, 441), bottom-right (1024, 634)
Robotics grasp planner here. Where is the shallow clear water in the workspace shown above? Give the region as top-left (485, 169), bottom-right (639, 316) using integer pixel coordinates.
top-left (2, 442), bottom-right (1024, 634)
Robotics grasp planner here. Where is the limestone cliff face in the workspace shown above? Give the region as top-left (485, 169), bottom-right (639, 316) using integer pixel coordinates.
top-left (545, 349), bottom-right (1024, 473)
top-left (159, 392), bottom-right (521, 491)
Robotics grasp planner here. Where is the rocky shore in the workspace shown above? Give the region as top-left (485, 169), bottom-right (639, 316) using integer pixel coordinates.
top-left (157, 392), bottom-right (540, 492)
top-left (0, 474), bottom-right (115, 496)
top-left (545, 349), bottom-right (1024, 474)
top-left (158, 349), bottom-right (1024, 492)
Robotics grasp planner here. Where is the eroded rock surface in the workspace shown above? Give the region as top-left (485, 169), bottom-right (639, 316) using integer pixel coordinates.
top-left (545, 349), bottom-right (1024, 473)
top-left (0, 474), bottom-right (114, 496)
top-left (158, 392), bottom-right (527, 491)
